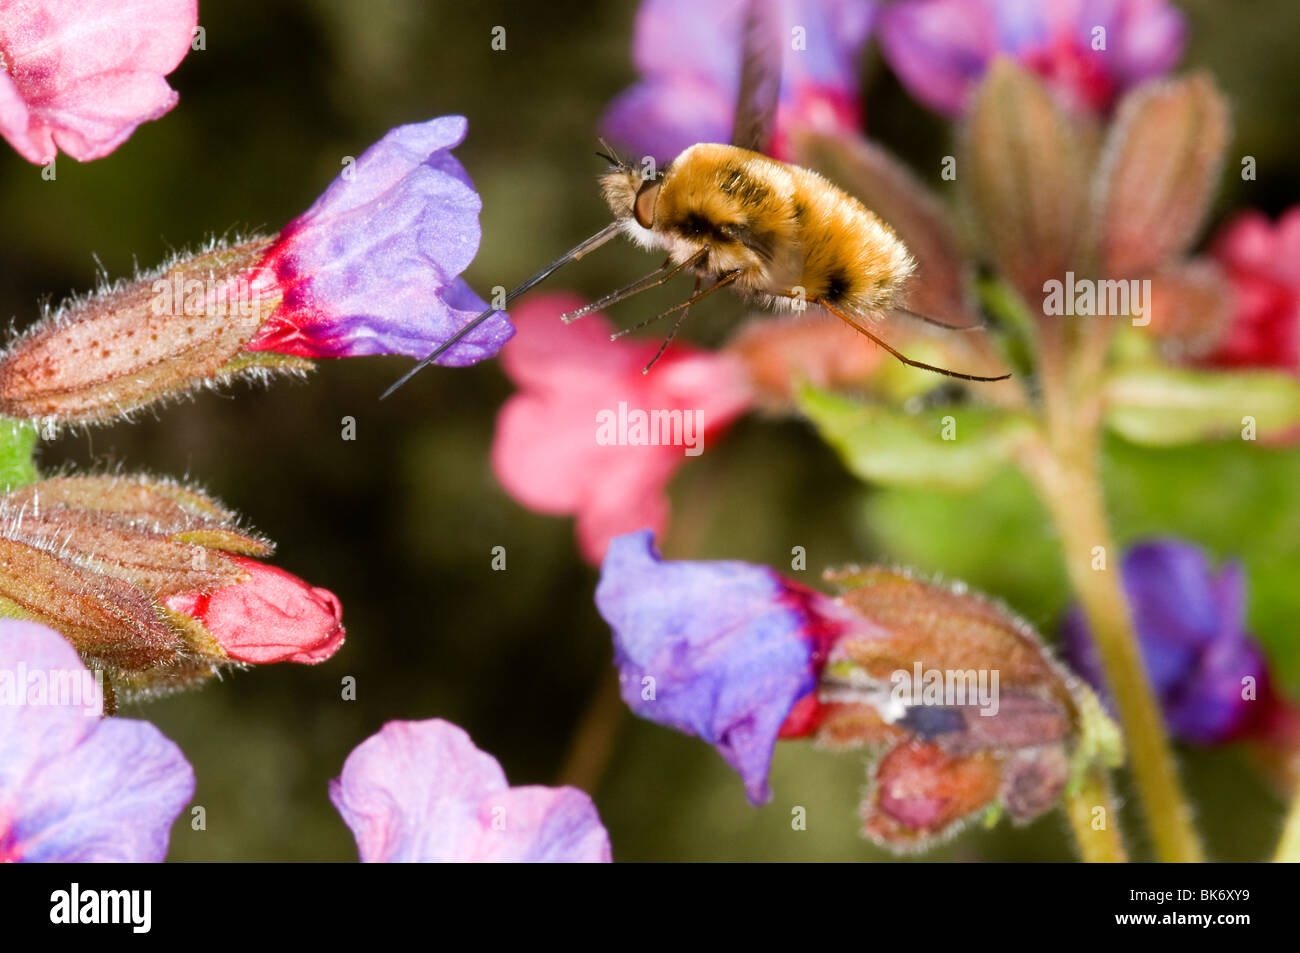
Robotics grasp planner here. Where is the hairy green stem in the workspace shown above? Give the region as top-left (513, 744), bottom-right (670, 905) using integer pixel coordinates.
top-left (555, 668), bottom-right (624, 793)
top-left (0, 418), bottom-right (40, 491)
top-left (1025, 434), bottom-right (1203, 862)
top-left (1275, 787), bottom-right (1300, 862)
top-left (1065, 768), bottom-right (1128, 862)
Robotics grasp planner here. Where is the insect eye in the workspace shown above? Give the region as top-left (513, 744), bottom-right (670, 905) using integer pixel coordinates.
top-left (634, 180), bottom-right (660, 229)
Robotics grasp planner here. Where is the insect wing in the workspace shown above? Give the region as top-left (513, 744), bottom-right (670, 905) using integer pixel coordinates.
top-left (730, 0), bottom-right (783, 153)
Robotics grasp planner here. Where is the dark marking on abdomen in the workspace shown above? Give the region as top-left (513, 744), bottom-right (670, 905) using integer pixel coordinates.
top-left (824, 269), bottom-right (852, 303)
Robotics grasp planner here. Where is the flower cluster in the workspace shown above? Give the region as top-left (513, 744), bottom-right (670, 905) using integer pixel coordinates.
top-left (595, 531), bottom-right (1119, 848)
top-left (5, 0), bottom-right (1299, 866)
top-left (878, 0), bottom-right (1185, 116)
top-left (602, 0), bottom-right (875, 164)
top-left (2, 620), bottom-right (609, 863)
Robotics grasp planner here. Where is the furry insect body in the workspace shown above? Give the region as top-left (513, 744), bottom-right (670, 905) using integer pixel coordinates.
top-left (600, 143), bottom-right (916, 317)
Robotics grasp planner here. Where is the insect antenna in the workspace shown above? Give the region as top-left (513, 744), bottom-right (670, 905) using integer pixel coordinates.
top-left (815, 297), bottom-right (1011, 383)
top-left (380, 221), bottom-right (622, 399)
top-left (595, 137), bottom-right (627, 169)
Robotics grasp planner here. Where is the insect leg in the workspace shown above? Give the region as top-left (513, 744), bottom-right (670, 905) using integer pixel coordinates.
top-left (640, 275), bottom-right (703, 373)
top-left (610, 268), bottom-right (708, 340)
top-left (560, 248), bottom-right (707, 324)
top-left (636, 270), bottom-right (742, 374)
top-left (892, 305), bottom-right (987, 332)
top-left (812, 297), bottom-right (1012, 383)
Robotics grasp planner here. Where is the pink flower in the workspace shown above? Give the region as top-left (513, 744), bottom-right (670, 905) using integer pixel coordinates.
top-left (491, 293), bottom-right (753, 563)
top-left (330, 719), bottom-right (611, 862)
top-left (1205, 207), bottom-right (1300, 371)
top-left (0, 0), bottom-right (199, 164)
top-left (166, 557), bottom-right (345, 665)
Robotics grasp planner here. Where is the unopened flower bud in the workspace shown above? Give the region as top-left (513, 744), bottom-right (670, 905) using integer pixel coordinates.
top-left (815, 566), bottom-right (1116, 850)
top-left (0, 474), bottom-right (343, 703)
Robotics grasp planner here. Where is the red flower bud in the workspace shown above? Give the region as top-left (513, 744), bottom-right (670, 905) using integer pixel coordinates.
top-left (0, 474), bottom-right (344, 701)
top-left (167, 557), bottom-right (343, 664)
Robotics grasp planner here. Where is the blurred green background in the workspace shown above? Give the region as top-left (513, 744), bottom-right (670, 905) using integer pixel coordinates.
top-left (1, 0), bottom-right (1298, 861)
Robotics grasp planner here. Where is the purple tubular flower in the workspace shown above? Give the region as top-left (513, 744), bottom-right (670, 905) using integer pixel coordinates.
top-left (878, 0), bottom-right (1185, 116)
top-left (0, 620), bottom-right (194, 862)
top-left (246, 116), bottom-right (511, 364)
top-left (1061, 539), bottom-right (1268, 744)
top-left (596, 530), bottom-right (842, 804)
top-left (601, 0), bottom-right (875, 164)
top-left (329, 719), bottom-right (611, 862)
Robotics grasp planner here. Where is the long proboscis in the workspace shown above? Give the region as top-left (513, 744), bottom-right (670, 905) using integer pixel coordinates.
top-left (379, 221), bottom-right (622, 399)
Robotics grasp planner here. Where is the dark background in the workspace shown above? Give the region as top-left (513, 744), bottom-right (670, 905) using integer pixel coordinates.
top-left (1, 0), bottom-right (1297, 860)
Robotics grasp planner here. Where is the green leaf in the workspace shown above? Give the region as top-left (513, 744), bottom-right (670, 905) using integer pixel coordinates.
top-left (1105, 365), bottom-right (1300, 445)
top-left (797, 384), bottom-right (1034, 491)
top-left (864, 465), bottom-right (1071, 622)
top-left (0, 418), bottom-right (38, 491)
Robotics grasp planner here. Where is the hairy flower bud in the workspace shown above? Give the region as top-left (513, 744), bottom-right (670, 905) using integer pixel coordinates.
top-left (810, 566), bottom-right (1117, 850)
top-left (0, 474), bottom-right (343, 703)
top-left (0, 240), bottom-right (303, 427)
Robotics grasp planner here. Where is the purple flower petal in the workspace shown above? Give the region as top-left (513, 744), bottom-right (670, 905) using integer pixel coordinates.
top-left (879, 0), bottom-right (1186, 116)
top-left (0, 620), bottom-right (193, 862)
top-left (602, 0), bottom-right (874, 164)
top-left (1061, 539), bottom-right (1267, 744)
top-left (877, 0), bottom-right (996, 117)
top-left (595, 530), bottom-right (834, 804)
top-left (247, 116), bottom-right (511, 364)
top-left (1101, 0), bottom-right (1186, 87)
top-left (329, 719), bottom-right (611, 862)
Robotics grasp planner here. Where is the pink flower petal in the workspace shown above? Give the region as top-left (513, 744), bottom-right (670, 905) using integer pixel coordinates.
top-left (0, 0), bottom-right (198, 163)
top-left (329, 719), bottom-right (611, 862)
top-left (1207, 206), bottom-right (1300, 371)
top-left (491, 293), bottom-right (752, 563)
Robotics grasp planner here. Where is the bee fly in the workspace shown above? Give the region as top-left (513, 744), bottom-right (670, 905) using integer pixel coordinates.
top-left (381, 2), bottom-right (1009, 399)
